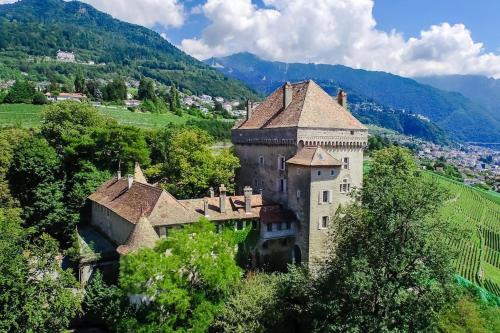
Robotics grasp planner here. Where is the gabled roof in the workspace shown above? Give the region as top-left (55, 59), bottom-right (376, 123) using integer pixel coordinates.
top-left (88, 178), bottom-right (163, 224)
top-left (234, 80), bottom-right (366, 130)
top-left (287, 146), bottom-right (342, 167)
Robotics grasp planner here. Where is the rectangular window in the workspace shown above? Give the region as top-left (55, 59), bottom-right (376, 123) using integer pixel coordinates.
top-left (296, 189), bottom-right (301, 199)
top-left (322, 190), bottom-right (329, 203)
top-left (259, 156), bottom-right (264, 165)
top-left (343, 157), bottom-right (350, 170)
top-left (320, 216), bottom-right (329, 229)
top-left (252, 220), bottom-right (257, 230)
top-left (278, 156), bottom-right (286, 171)
top-left (331, 169), bottom-right (336, 176)
top-left (278, 178), bottom-right (287, 193)
top-left (267, 223), bottom-right (273, 232)
top-left (340, 182), bottom-right (351, 193)
top-left (317, 170), bottom-right (322, 176)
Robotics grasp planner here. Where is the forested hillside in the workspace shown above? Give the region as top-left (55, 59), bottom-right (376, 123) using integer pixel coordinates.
top-left (206, 53), bottom-right (500, 143)
top-left (0, 0), bottom-right (257, 100)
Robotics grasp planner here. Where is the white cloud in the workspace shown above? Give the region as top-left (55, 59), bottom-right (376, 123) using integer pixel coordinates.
top-left (181, 0), bottom-right (500, 78)
top-left (80, 0), bottom-right (186, 28)
top-left (0, 0), bottom-right (18, 4)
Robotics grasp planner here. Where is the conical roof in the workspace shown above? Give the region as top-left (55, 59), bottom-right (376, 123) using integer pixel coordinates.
top-left (117, 216), bottom-right (159, 255)
top-left (134, 162), bottom-right (148, 184)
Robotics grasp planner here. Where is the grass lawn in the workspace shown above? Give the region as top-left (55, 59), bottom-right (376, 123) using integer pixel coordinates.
top-left (0, 103), bottom-right (195, 129)
top-left (0, 103), bottom-right (44, 128)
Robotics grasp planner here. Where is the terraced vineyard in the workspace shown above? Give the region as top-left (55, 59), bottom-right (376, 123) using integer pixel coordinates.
top-left (427, 173), bottom-right (500, 296)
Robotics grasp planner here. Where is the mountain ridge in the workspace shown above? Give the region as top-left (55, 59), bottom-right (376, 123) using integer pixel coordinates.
top-left (0, 0), bottom-right (257, 100)
top-left (206, 53), bottom-right (500, 143)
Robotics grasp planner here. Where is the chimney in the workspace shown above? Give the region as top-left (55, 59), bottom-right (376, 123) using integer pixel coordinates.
top-left (284, 82), bottom-right (293, 109)
top-left (209, 187), bottom-right (215, 198)
top-left (203, 197), bottom-right (210, 217)
top-left (244, 186), bottom-right (253, 214)
top-left (246, 100), bottom-right (253, 120)
top-left (219, 184), bottom-right (227, 213)
top-left (337, 89), bottom-right (347, 109)
top-left (117, 170), bottom-right (122, 180)
top-left (127, 174), bottom-right (133, 189)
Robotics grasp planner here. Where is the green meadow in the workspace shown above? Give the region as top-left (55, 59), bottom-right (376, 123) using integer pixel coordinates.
top-left (0, 103), bottom-right (194, 129)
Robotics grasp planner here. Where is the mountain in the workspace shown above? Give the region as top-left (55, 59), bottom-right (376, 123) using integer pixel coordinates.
top-left (0, 0), bottom-right (257, 100)
top-left (415, 75), bottom-right (500, 114)
top-left (205, 53), bottom-right (500, 144)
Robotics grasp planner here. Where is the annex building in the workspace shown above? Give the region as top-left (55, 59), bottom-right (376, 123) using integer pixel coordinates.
top-left (80, 80), bottom-right (367, 283)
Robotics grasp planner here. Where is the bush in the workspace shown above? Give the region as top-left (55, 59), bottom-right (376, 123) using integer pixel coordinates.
top-left (4, 80), bottom-right (35, 103)
top-left (32, 91), bottom-right (48, 105)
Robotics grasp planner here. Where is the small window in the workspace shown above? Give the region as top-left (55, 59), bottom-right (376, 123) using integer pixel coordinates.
top-left (259, 156), bottom-right (264, 165)
top-left (278, 156), bottom-right (286, 171)
top-left (320, 190), bottom-right (332, 204)
top-left (323, 190), bottom-right (329, 203)
top-left (267, 223), bottom-right (273, 232)
top-left (296, 189), bottom-right (301, 199)
top-left (343, 157), bottom-right (350, 170)
top-left (286, 221), bottom-right (291, 230)
top-left (340, 179), bottom-right (351, 193)
top-left (350, 130), bottom-right (355, 135)
top-left (252, 220), bottom-right (257, 230)
top-left (278, 178), bottom-right (287, 193)
top-left (321, 216), bottom-right (329, 229)
top-left (317, 170), bottom-right (322, 176)
top-left (331, 169), bottom-right (336, 176)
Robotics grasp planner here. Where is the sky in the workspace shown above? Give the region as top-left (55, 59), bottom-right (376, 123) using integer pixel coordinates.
top-left (2, 0), bottom-right (500, 78)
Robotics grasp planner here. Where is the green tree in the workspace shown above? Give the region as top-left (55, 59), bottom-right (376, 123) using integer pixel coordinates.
top-left (66, 123), bottom-right (150, 174)
top-left (117, 218), bottom-right (241, 332)
top-left (40, 101), bottom-right (105, 153)
top-left (312, 147), bottom-right (457, 331)
top-left (156, 127), bottom-right (239, 199)
top-left (4, 80), bottom-right (35, 103)
top-left (0, 209), bottom-right (82, 333)
top-left (169, 84), bottom-right (182, 115)
top-left (104, 77), bottom-right (127, 102)
top-left (7, 136), bottom-right (73, 243)
top-left (138, 77), bottom-right (155, 101)
top-left (74, 69), bottom-right (85, 93)
top-left (32, 91), bottom-right (48, 105)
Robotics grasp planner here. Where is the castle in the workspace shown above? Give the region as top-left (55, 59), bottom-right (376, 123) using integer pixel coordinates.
top-left (80, 80), bottom-right (367, 283)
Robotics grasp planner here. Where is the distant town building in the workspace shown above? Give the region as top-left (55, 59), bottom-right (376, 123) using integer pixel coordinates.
top-left (45, 92), bottom-right (86, 102)
top-left (56, 50), bottom-right (76, 62)
top-left (125, 100), bottom-right (141, 108)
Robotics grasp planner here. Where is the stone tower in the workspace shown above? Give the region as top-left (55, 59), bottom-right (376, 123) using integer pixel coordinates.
top-left (232, 80), bottom-right (368, 265)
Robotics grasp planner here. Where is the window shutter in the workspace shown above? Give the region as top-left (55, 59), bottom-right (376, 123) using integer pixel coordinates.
top-left (318, 216), bottom-right (322, 229)
top-left (318, 192), bottom-right (322, 204)
top-left (328, 190), bottom-right (333, 203)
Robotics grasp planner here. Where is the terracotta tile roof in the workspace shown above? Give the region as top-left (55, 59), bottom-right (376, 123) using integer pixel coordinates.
top-left (88, 178), bottom-right (163, 224)
top-left (173, 195), bottom-right (268, 224)
top-left (287, 146), bottom-right (342, 167)
top-left (89, 178), bottom-right (295, 228)
top-left (133, 162), bottom-right (148, 184)
top-left (234, 80), bottom-right (366, 130)
top-left (117, 216), bottom-right (159, 255)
